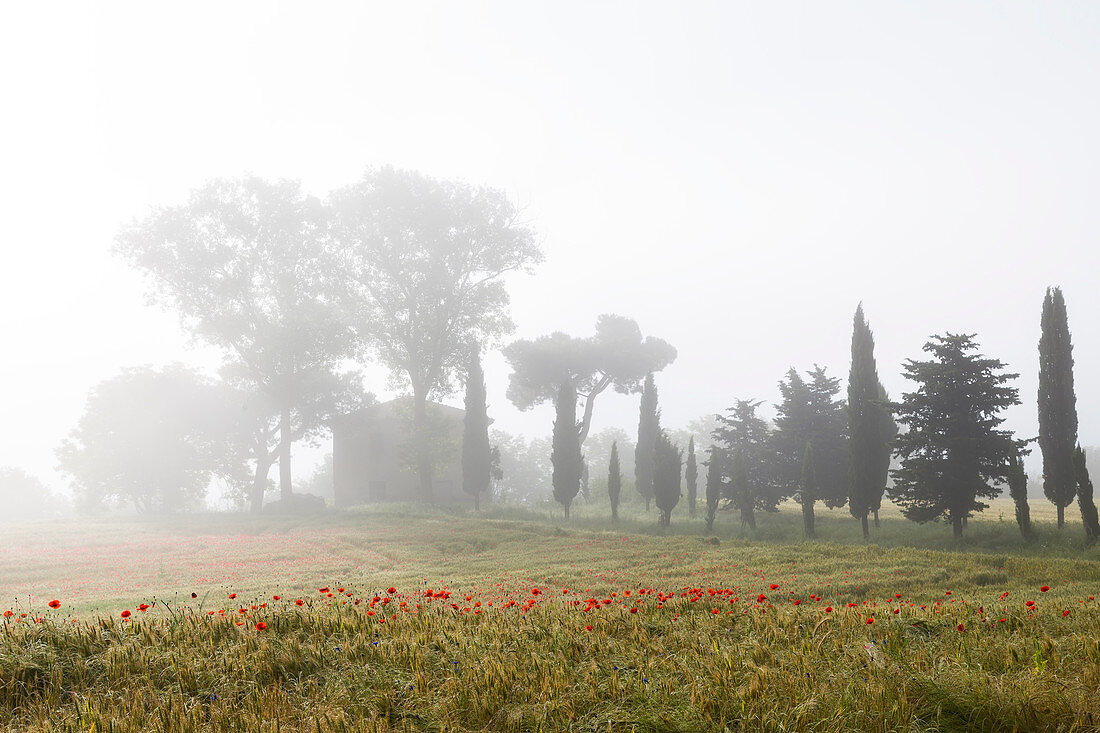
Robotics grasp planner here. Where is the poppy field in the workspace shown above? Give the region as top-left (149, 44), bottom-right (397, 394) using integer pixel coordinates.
top-left (1, 504), bottom-right (1099, 732)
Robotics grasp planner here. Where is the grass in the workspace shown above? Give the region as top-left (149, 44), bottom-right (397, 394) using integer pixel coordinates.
top-left (0, 498), bottom-right (1098, 731)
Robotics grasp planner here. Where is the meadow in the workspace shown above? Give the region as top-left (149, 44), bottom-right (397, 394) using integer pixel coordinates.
top-left (1, 498), bottom-right (1099, 732)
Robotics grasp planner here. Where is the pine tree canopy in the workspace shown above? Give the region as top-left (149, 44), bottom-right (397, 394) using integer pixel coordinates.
top-left (889, 333), bottom-right (1023, 536)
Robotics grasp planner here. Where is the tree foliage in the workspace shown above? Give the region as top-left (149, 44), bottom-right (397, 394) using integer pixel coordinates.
top-left (551, 381), bottom-right (583, 518)
top-left (504, 315), bottom-right (675, 444)
top-left (115, 176), bottom-right (364, 510)
top-left (1073, 444), bottom-right (1100, 544)
top-left (685, 436), bottom-right (698, 518)
top-left (847, 304), bottom-right (892, 538)
top-left (1006, 449), bottom-right (1032, 538)
top-left (704, 448), bottom-right (724, 532)
top-left (713, 399), bottom-right (775, 527)
top-left (635, 373), bottom-right (659, 511)
top-left (462, 349), bottom-right (491, 511)
top-left (888, 334), bottom-right (1023, 539)
top-left (653, 426), bottom-right (682, 527)
top-left (330, 166), bottom-right (541, 500)
top-left (57, 366), bottom-right (250, 513)
top-left (608, 441), bottom-right (622, 521)
top-left (1037, 286), bottom-right (1078, 529)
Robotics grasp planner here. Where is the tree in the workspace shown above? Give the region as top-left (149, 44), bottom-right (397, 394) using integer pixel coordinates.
top-left (635, 373), bottom-right (659, 511)
top-left (800, 442), bottom-right (816, 538)
top-left (1037, 286), bottom-right (1078, 529)
top-left (848, 304), bottom-right (891, 538)
top-left (1073, 445), bottom-right (1100, 544)
top-left (888, 334), bottom-right (1023, 539)
top-left (773, 366), bottom-right (849, 535)
top-left (608, 441), bottom-right (622, 521)
top-left (504, 315), bottom-right (676, 444)
top-left (57, 365), bottom-right (250, 513)
top-left (704, 448), bottom-right (723, 532)
top-left (489, 430), bottom-right (552, 504)
top-left (653, 426), bottom-right (682, 526)
top-left (1006, 449), bottom-right (1032, 538)
top-left (713, 399), bottom-right (776, 527)
top-left (868, 382), bottom-right (899, 526)
top-left (685, 436), bottom-right (698, 518)
top-left (116, 176), bottom-right (364, 511)
top-left (551, 380), bottom-right (583, 519)
top-left (330, 166), bottom-right (541, 501)
top-left (462, 349), bottom-right (491, 511)
top-left (0, 468), bottom-right (68, 520)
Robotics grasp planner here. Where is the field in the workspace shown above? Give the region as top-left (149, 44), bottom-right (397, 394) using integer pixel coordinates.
top-left (1, 500), bottom-right (1099, 732)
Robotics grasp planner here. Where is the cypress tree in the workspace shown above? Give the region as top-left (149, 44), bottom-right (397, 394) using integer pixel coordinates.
top-left (608, 441), bottom-right (621, 521)
top-left (653, 425), bottom-right (682, 527)
top-left (1038, 286), bottom-right (1078, 529)
top-left (800, 442), bottom-right (815, 538)
top-left (1007, 450), bottom-right (1032, 538)
top-left (635, 373), bottom-right (658, 512)
top-left (731, 447), bottom-right (754, 529)
top-left (869, 382), bottom-right (898, 527)
top-left (848, 304), bottom-right (883, 539)
top-left (461, 349), bottom-right (491, 511)
top-left (1073, 445), bottom-right (1100, 544)
top-left (704, 447), bottom-right (722, 532)
top-left (685, 436), bottom-right (698, 518)
top-left (551, 380), bottom-right (583, 519)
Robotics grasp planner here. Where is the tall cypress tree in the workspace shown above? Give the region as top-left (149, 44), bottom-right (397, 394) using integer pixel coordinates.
top-left (461, 349), bottom-right (491, 511)
top-left (704, 447), bottom-right (723, 532)
top-left (869, 381), bottom-right (898, 527)
top-left (1073, 445), bottom-right (1100, 544)
top-left (1038, 286), bottom-right (1078, 529)
top-left (635, 373), bottom-right (658, 512)
top-left (848, 304), bottom-right (884, 539)
top-left (551, 380), bottom-right (583, 519)
top-left (685, 436), bottom-right (698, 518)
top-left (1007, 449), bottom-right (1032, 538)
top-left (653, 425), bottom-right (682, 527)
top-left (608, 441), bottom-right (621, 521)
top-left (800, 442), bottom-right (816, 538)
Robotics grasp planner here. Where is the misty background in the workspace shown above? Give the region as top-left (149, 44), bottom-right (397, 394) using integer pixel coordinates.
top-left (3, 2), bottom-right (1099, 510)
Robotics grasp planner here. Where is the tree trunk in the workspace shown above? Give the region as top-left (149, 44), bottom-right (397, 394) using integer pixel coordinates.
top-left (474, 493), bottom-right (480, 512)
top-left (873, 508), bottom-right (880, 527)
top-left (413, 389), bottom-right (433, 502)
top-left (742, 505), bottom-right (756, 530)
top-left (645, 497), bottom-right (650, 512)
top-left (279, 407), bottom-right (293, 501)
top-left (952, 514), bottom-right (963, 540)
top-left (1057, 504), bottom-right (1065, 529)
top-left (802, 497), bottom-right (815, 538)
top-left (861, 514), bottom-right (869, 539)
top-left (251, 453), bottom-right (274, 515)
top-left (564, 503), bottom-right (570, 519)
top-left (611, 506), bottom-right (618, 522)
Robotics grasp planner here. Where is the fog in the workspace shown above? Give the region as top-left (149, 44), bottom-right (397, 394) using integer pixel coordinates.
top-left (2, 2), bottom-right (1100, 508)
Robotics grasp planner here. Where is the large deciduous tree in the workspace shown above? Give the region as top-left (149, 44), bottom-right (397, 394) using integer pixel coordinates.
top-left (653, 426), bottom-right (682, 527)
top-left (635, 373), bottom-right (659, 512)
top-left (847, 304), bottom-right (893, 538)
top-left (1037, 286), bottom-right (1078, 529)
top-left (330, 166), bottom-right (541, 501)
top-left (57, 365), bottom-right (251, 513)
top-left (503, 315), bottom-right (676, 445)
top-left (551, 380), bottom-right (583, 519)
top-left (888, 334), bottom-right (1023, 539)
top-left (462, 349), bottom-right (491, 511)
top-left (115, 176), bottom-right (363, 512)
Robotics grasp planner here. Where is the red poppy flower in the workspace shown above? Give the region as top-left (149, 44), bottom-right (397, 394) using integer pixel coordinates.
top-left (824, 606), bottom-right (833, 613)
top-left (865, 617), bottom-right (874, 625)
top-left (757, 594), bottom-right (767, 603)
top-left (2, 610), bottom-right (12, 618)
top-left (48, 600), bottom-right (60, 609)
top-left (228, 593), bottom-right (236, 599)
top-left (1040, 586), bottom-right (1050, 593)
top-left (769, 584), bottom-right (779, 590)
top-left (1063, 609), bottom-right (1071, 617)
top-left (387, 587), bottom-right (396, 594)
top-left (191, 592), bottom-right (197, 599)
top-left (255, 621), bottom-right (267, 631)
top-left (120, 610), bottom-right (131, 618)
top-left (295, 599), bottom-right (304, 606)
top-left (585, 625), bottom-right (593, 631)
top-left (957, 624), bottom-right (965, 632)
top-left (273, 595), bottom-right (280, 601)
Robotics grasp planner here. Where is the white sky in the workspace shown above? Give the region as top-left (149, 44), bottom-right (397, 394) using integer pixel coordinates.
top-left (2, 1), bottom-right (1099, 494)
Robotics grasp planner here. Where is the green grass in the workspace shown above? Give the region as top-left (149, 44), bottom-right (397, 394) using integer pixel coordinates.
top-left (0, 499), bottom-right (1098, 731)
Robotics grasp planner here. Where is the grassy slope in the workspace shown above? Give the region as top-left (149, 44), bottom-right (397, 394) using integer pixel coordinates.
top-left (0, 499), bottom-right (1098, 731)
